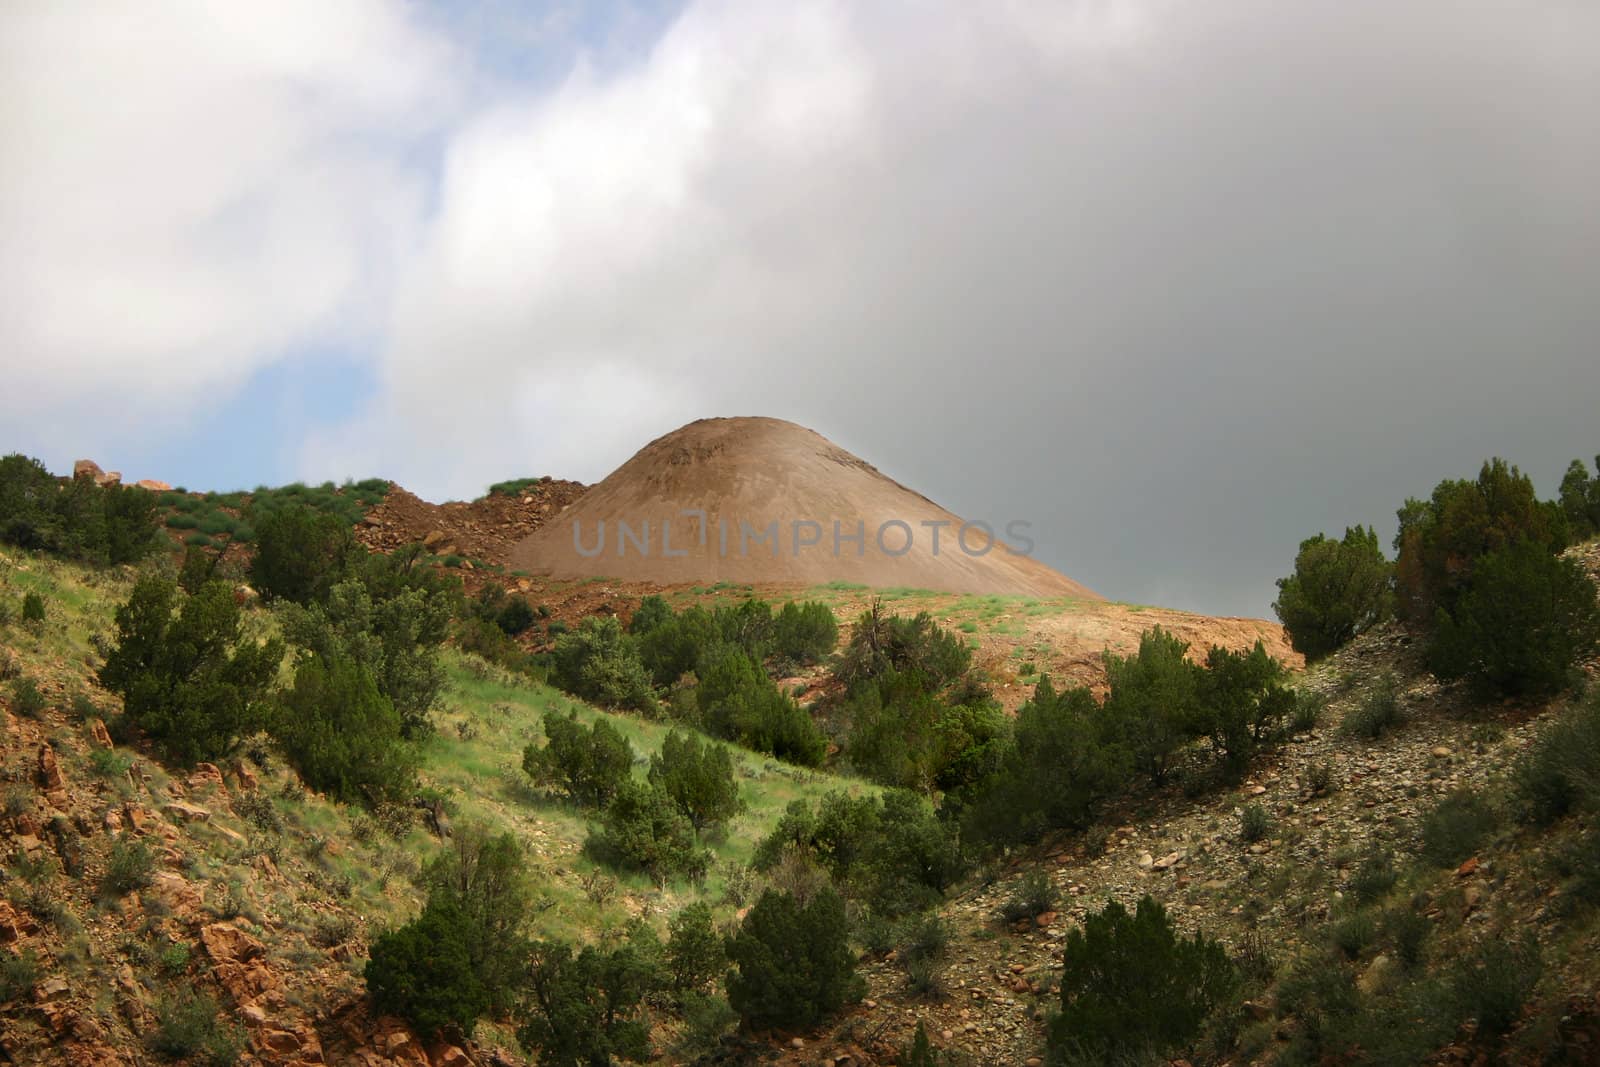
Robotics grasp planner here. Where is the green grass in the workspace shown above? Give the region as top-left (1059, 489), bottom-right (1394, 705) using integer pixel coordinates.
top-left (156, 478), bottom-right (390, 541)
top-left (422, 653), bottom-right (877, 939)
top-left (486, 476), bottom-right (551, 498)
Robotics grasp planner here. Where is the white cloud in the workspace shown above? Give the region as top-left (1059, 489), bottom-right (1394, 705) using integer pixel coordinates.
top-left (0, 0), bottom-right (459, 447)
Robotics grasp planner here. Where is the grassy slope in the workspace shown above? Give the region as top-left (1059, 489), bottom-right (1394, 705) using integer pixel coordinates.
top-left (0, 549), bottom-right (875, 1057)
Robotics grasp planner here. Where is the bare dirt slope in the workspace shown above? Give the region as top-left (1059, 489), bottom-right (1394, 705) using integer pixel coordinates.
top-left (509, 417), bottom-right (1100, 599)
top-left (355, 478), bottom-right (587, 566)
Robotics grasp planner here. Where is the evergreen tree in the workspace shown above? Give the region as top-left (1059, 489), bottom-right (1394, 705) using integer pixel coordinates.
top-left (1393, 458), bottom-right (1566, 623)
top-left (648, 729), bottom-right (743, 831)
top-left (666, 902), bottom-right (726, 994)
top-left (1101, 626), bottom-right (1201, 782)
top-left (725, 887), bottom-right (865, 1031)
top-left (273, 653), bottom-right (417, 805)
top-left (550, 616), bottom-right (655, 712)
top-left (520, 938), bottom-right (658, 1066)
top-left (1273, 525), bottom-right (1395, 661)
top-left (421, 826), bottom-right (532, 1014)
top-left (585, 779), bottom-right (710, 885)
top-left (99, 576), bottom-right (283, 765)
top-left (1559, 456), bottom-right (1600, 540)
top-left (523, 710), bottom-right (634, 807)
top-left (1050, 896), bottom-right (1238, 1062)
top-left (365, 894), bottom-right (489, 1040)
top-left (249, 503), bottom-right (356, 605)
top-left (1430, 539), bottom-right (1600, 698)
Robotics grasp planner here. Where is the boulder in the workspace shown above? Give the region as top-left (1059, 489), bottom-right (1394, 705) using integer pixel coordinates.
top-left (201, 922), bottom-right (266, 965)
top-left (187, 763), bottom-right (228, 796)
top-left (73, 459), bottom-right (104, 481)
top-left (37, 742), bottom-right (66, 792)
top-left (133, 479), bottom-right (172, 492)
top-left (162, 800), bottom-right (211, 824)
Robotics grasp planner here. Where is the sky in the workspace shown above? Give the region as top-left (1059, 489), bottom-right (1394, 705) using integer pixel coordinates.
top-left (3, 0), bottom-right (1598, 618)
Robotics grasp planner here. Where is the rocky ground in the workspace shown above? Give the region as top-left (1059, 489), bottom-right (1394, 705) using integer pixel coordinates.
top-left (776, 623), bottom-right (1600, 1066)
top-left (354, 480), bottom-right (588, 567)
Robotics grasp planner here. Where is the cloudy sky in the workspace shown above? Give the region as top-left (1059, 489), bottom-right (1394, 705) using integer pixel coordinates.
top-left (3, 0), bottom-right (1597, 617)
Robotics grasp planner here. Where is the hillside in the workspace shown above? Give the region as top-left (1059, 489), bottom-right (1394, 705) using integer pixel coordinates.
top-left (0, 552), bottom-right (876, 1066)
top-left (3, 457), bottom-right (1597, 1067)
top-left (509, 418), bottom-right (1100, 599)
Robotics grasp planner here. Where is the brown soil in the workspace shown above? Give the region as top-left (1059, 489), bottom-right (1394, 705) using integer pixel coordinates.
top-left (355, 479), bottom-right (587, 565)
top-left (508, 417), bottom-right (1101, 599)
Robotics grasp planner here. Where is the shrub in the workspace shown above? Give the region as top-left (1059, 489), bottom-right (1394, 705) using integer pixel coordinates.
top-left (1558, 456), bottom-right (1600, 540)
top-left (8, 676), bottom-right (47, 719)
top-left (1428, 539), bottom-right (1600, 699)
top-left (902, 1021), bottom-right (961, 1067)
top-left (1306, 760), bottom-right (1335, 796)
top-left (1290, 689), bottom-right (1324, 733)
top-left (365, 894), bottom-right (489, 1039)
top-left (20, 592), bottom-right (44, 624)
top-left (495, 595), bottom-right (536, 636)
top-left (89, 746), bottom-right (134, 779)
top-left (101, 837), bottom-right (156, 896)
top-left (550, 616), bottom-right (655, 712)
top-left (1384, 907), bottom-right (1430, 970)
top-left (1101, 626), bottom-right (1200, 782)
top-left (675, 992), bottom-right (737, 1059)
top-left (696, 644), bottom-right (825, 765)
top-left (627, 594), bottom-right (674, 636)
top-left (899, 912), bottom-right (949, 967)
top-left (0, 948), bottom-right (40, 1004)
top-left (272, 653), bottom-right (418, 807)
top-left (158, 940), bottom-right (193, 975)
top-left (520, 937), bottom-right (656, 1066)
top-left (771, 600), bottom-right (839, 665)
top-left (98, 576), bottom-right (284, 765)
top-left (150, 991), bottom-right (244, 1065)
top-left (834, 601), bottom-right (972, 693)
top-left (1514, 691), bottom-right (1600, 823)
top-left (1050, 896), bottom-right (1238, 1062)
top-left (1240, 802), bottom-right (1272, 844)
top-left (962, 676), bottom-right (1129, 844)
top-left (666, 902), bottom-right (725, 994)
top-left (421, 826), bottom-right (533, 1014)
top-left (280, 552), bottom-right (458, 738)
top-left (1348, 849), bottom-right (1398, 905)
top-left (999, 869), bottom-right (1058, 925)
top-left (1273, 526), bottom-right (1395, 662)
top-left (523, 710), bottom-right (633, 807)
top-left (1394, 457), bottom-right (1566, 624)
top-left (234, 791), bottom-right (283, 834)
top-left (1445, 939), bottom-right (1541, 1038)
top-left (726, 887), bottom-right (865, 1030)
top-left (753, 789), bottom-right (962, 919)
top-left (585, 779), bottom-right (709, 885)
top-left (1329, 910), bottom-right (1377, 959)
top-left (1418, 789), bottom-right (1498, 868)
top-left (249, 504), bottom-right (358, 605)
top-left (1340, 674), bottom-right (1402, 741)
top-left (1194, 641), bottom-right (1295, 769)
top-left (648, 729), bottom-right (743, 831)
